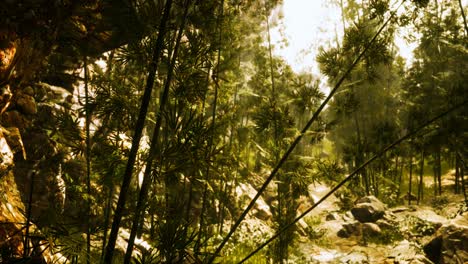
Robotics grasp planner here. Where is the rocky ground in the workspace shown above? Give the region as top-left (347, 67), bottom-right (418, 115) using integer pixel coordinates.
top-left (232, 170), bottom-right (467, 264)
top-left (296, 195), bottom-right (466, 264)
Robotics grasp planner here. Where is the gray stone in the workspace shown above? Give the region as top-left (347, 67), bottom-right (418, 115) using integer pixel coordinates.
top-left (362, 222), bottom-right (381, 236)
top-left (2, 127), bottom-right (25, 159)
top-left (16, 93), bottom-right (37, 115)
top-left (355, 196), bottom-right (385, 206)
top-left (343, 211), bottom-right (355, 221)
top-left (0, 131), bottom-right (14, 171)
top-left (390, 206), bottom-right (411, 213)
top-left (351, 196), bottom-right (385, 223)
top-left (338, 221), bottom-right (362, 238)
top-left (0, 84), bottom-right (12, 114)
top-left (388, 240), bottom-right (432, 264)
top-left (326, 212), bottom-right (340, 221)
top-left (339, 251), bottom-right (369, 264)
top-left (352, 204), bottom-right (383, 223)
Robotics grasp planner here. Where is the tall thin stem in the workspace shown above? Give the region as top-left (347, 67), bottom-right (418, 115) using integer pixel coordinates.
top-left (457, 0), bottom-right (468, 36)
top-left (123, 1), bottom-right (191, 262)
top-left (84, 56), bottom-right (91, 264)
top-left (266, 10), bottom-right (276, 100)
top-left (197, 0), bottom-right (224, 257)
top-left (103, 0), bottom-right (174, 262)
top-left (23, 170), bottom-right (35, 257)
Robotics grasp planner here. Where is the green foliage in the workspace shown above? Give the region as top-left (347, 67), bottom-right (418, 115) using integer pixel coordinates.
top-left (402, 216), bottom-right (437, 237)
top-left (363, 228), bottom-right (404, 245)
top-left (302, 216), bottom-right (328, 243)
top-left (223, 243), bottom-right (268, 264)
top-left (311, 158), bottom-right (345, 184)
top-left (431, 195), bottom-right (450, 210)
top-left (335, 188), bottom-right (355, 212)
top-left (132, 247), bottom-right (161, 264)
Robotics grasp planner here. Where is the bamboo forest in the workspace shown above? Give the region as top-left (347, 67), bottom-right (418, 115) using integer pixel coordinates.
top-left (0, 0), bottom-right (467, 263)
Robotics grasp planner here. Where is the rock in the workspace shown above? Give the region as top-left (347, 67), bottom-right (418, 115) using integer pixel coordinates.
top-left (424, 236), bottom-right (442, 263)
top-left (338, 221), bottom-right (362, 238)
top-left (16, 93), bottom-right (37, 115)
top-left (402, 192), bottom-right (418, 202)
top-left (23, 86), bottom-right (35, 96)
top-left (339, 251), bottom-right (369, 264)
top-left (351, 196), bottom-right (385, 223)
top-left (390, 206), bottom-right (411, 213)
top-left (424, 213), bottom-right (468, 264)
top-left (33, 82), bottom-right (73, 107)
top-left (377, 212), bottom-right (398, 230)
top-left (0, 131), bottom-right (14, 171)
top-left (2, 127), bottom-right (26, 159)
top-left (382, 211), bottom-right (397, 221)
top-left (235, 183), bottom-right (272, 221)
top-left (326, 212), bottom-right (340, 221)
top-left (388, 240), bottom-right (432, 264)
top-left (355, 196), bottom-right (385, 205)
top-left (0, 39), bottom-right (16, 73)
top-left (296, 218), bottom-right (309, 237)
top-left (362, 222), bottom-right (381, 236)
top-left (337, 228), bottom-right (349, 238)
top-left (2, 110), bottom-right (31, 129)
top-left (307, 183), bottom-right (340, 214)
top-left (412, 208), bottom-right (447, 228)
top-left (343, 211), bottom-right (355, 221)
top-left (0, 84), bottom-right (12, 114)
top-left (376, 219), bottom-right (394, 230)
top-left (309, 249), bottom-right (341, 263)
top-left (253, 206), bottom-right (271, 221)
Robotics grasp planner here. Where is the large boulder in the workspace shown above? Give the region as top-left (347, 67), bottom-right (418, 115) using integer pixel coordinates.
top-left (424, 213), bottom-right (468, 264)
top-left (351, 196), bottom-right (386, 223)
top-left (387, 240), bottom-right (433, 264)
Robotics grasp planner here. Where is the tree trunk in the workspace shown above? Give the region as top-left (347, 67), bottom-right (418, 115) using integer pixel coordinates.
top-left (194, 66), bottom-right (212, 254)
top-left (457, 152), bottom-right (467, 204)
top-left (437, 150), bottom-right (442, 195)
top-left (397, 157), bottom-right (403, 198)
top-left (394, 155), bottom-right (399, 183)
top-left (433, 154), bottom-right (438, 196)
top-left (83, 56), bottom-right (92, 264)
top-left (408, 155), bottom-right (413, 206)
top-left (461, 160), bottom-right (467, 204)
top-left (24, 170), bottom-right (36, 257)
top-left (100, 182), bottom-right (114, 262)
top-left (455, 153), bottom-right (460, 194)
top-left (457, 0), bottom-right (468, 36)
top-left (417, 149), bottom-right (425, 205)
top-left (354, 114), bottom-right (369, 195)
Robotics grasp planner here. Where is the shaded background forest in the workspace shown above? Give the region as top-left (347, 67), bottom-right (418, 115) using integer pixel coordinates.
top-left (0, 0), bottom-right (466, 263)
